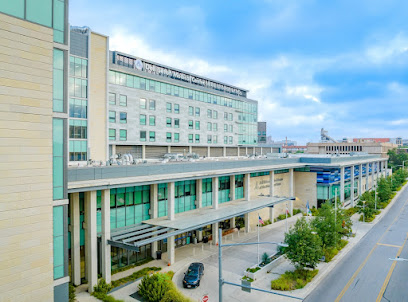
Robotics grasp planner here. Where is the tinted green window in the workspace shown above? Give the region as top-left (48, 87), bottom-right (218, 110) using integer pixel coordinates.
top-left (53, 206), bottom-right (64, 279)
top-left (149, 116), bottom-right (155, 126)
top-left (140, 114), bottom-right (146, 125)
top-left (109, 111), bottom-right (116, 123)
top-left (53, 118), bottom-right (64, 200)
top-left (0, 0), bottom-right (24, 18)
top-left (26, 0), bottom-right (52, 27)
top-left (53, 0), bottom-right (65, 43)
top-left (120, 129), bottom-right (127, 141)
top-left (109, 128), bottom-right (116, 141)
top-left (53, 49), bottom-right (64, 112)
top-left (174, 133), bottom-right (179, 143)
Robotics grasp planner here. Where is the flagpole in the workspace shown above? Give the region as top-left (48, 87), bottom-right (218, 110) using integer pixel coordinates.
top-left (257, 212), bottom-right (260, 265)
top-left (285, 203), bottom-right (288, 233)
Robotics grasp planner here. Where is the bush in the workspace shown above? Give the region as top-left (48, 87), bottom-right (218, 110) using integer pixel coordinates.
top-left (271, 269), bottom-right (318, 291)
top-left (69, 283), bottom-right (76, 302)
top-left (242, 276), bottom-right (254, 282)
top-left (293, 208), bottom-right (302, 215)
top-left (92, 279), bottom-right (124, 302)
top-left (345, 207), bottom-right (358, 217)
top-left (246, 267), bottom-right (261, 273)
top-left (323, 239), bottom-right (348, 262)
top-left (138, 272), bottom-right (178, 302)
top-left (262, 252), bottom-right (270, 263)
top-left (276, 213), bottom-right (291, 221)
top-left (111, 267), bottom-right (161, 288)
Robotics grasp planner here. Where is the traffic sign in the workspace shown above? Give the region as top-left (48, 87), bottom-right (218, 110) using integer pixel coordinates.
top-left (202, 294), bottom-right (209, 302)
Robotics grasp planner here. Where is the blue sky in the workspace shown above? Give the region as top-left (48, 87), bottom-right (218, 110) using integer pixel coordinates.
top-left (70, 0), bottom-right (408, 144)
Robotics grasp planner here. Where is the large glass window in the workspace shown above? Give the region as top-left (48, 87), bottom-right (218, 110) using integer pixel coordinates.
top-left (53, 118), bottom-right (64, 200)
top-left (53, 49), bottom-right (64, 112)
top-left (202, 178), bottom-right (213, 207)
top-left (53, 206), bottom-right (64, 279)
top-left (175, 180), bottom-right (196, 214)
top-left (69, 98), bottom-right (87, 118)
top-left (69, 119), bottom-right (87, 139)
top-left (218, 176), bottom-right (231, 204)
top-left (53, 0), bottom-right (65, 43)
top-left (26, 0), bottom-right (52, 27)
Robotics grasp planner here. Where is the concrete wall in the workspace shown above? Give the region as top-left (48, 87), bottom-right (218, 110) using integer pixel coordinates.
top-left (89, 32), bottom-right (108, 162)
top-left (0, 13), bottom-right (54, 302)
top-left (294, 172), bottom-right (317, 209)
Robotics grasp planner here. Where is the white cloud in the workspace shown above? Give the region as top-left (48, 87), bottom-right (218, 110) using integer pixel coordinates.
top-left (365, 33), bottom-right (408, 64)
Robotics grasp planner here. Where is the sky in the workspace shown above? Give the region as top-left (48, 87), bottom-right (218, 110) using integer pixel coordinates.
top-left (70, 0), bottom-right (408, 144)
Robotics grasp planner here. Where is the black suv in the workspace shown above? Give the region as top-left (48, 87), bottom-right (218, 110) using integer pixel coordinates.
top-left (183, 262), bottom-right (204, 288)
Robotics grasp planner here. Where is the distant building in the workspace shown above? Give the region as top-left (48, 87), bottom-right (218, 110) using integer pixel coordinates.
top-left (273, 139), bottom-right (297, 146)
top-left (307, 142), bottom-right (396, 158)
top-left (282, 145), bottom-right (307, 153)
top-left (258, 122), bottom-right (267, 144)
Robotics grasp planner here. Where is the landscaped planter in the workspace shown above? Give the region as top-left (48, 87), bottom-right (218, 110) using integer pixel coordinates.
top-left (244, 253), bottom-right (285, 280)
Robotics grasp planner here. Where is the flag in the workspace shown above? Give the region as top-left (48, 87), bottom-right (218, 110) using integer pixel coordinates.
top-left (258, 215), bottom-right (264, 225)
top-left (306, 200), bottom-right (312, 216)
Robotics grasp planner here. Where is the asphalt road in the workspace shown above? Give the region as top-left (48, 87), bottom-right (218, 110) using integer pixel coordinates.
top-left (305, 186), bottom-right (408, 302)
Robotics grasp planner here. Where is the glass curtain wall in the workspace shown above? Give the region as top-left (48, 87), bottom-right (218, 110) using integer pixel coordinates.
top-left (202, 178), bottom-right (213, 207)
top-left (235, 174), bottom-right (244, 199)
top-left (175, 181), bottom-right (196, 214)
top-left (218, 176), bottom-right (231, 204)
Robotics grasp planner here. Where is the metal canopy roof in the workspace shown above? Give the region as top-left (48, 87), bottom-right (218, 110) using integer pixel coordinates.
top-left (107, 195), bottom-right (294, 252)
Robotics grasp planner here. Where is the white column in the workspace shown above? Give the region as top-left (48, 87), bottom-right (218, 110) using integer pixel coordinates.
top-left (245, 147), bottom-right (248, 155)
top-left (70, 193), bottom-right (81, 286)
top-left (223, 146), bottom-right (226, 157)
top-left (150, 184), bottom-right (158, 258)
top-left (365, 163), bottom-right (369, 192)
top-left (237, 147), bottom-right (240, 156)
top-left (101, 189), bottom-right (111, 283)
top-left (359, 164), bottom-right (363, 196)
top-left (269, 171), bottom-right (275, 197)
top-left (189, 146), bottom-right (193, 153)
top-left (245, 173), bottom-right (251, 201)
top-left (212, 177), bottom-right (219, 209)
top-left (167, 182), bottom-right (175, 220)
top-left (340, 167), bottom-right (345, 206)
top-left (289, 168), bottom-right (294, 197)
top-left (142, 145), bottom-right (146, 160)
top-left (212, 222), bottom-right (219, 245)
top-left (168, 235), bottom-right (175, 265)
top-left (244, 213), bottom-right (250, 233)
top-left (167, 146), bottom-right (171, 153)
top-left (85, 191), bottom-right (97, 293)
top-left (350, 166), bottom-right (355, 207)
top-left (371, 162), bottom-right (374, 190)
top-left (207, 146), bottom-right (211, 157)
top-left (383, 160), bottom-right (387, 177)
top-left (230, 175), bottom-right (236, 200)
top-left (196, 179), bottom-right (203, 208)
top-left (230, 217), bottom-right (236, 228)
top-left (269, 206), bottom-right (274, 223)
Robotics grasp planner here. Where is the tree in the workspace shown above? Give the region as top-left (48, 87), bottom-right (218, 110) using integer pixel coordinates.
top-left (377, 177), bottom-right (392, 203)
top-left (284, 217), bottom-right (323, 270)
top-left (138, 273), bottom-right (171, 302)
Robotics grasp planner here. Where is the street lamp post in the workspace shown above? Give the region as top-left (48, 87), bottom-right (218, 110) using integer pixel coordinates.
top-left (362, 200), bottom-right (366, 223)
top-left (374, 183), bottom-right (377, 211)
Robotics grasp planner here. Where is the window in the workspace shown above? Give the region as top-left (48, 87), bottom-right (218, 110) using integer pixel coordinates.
top-left (53, 206), bottom-right (64, 279)
top-left (214, 110), bottom-right (218, 119)
top-left (174, 133), bottom-right (180, 143)
top-left (224, 112), bottom-right (228, 120)
top-left (213, 135), bottom-right (218, 144)
top-left (166, 102), bottom-right (172, 113)
top-left (195, 134), bottom-right (200, 143)
top-left (149, 116), bottom-right (156, 126)
top-left (207, 122), bottom-right (212, 131)
top-left (174, 104), bottom-right (180, 114)
top-left (229, 136), bottom-right (233, 144)
top-left (120, 112), bottom-right (127, 124)
top-left (149, 131), bottom-right (156, 142)
top-left (224, 136), bottom-right (228, 144)
top-left (229, 113), bottom-right (233, 121)
top-left (195, 107), bottom-right (200, 116)
top-left (224, 124), bottom-right (228, 132)
top-left (195, 121), bottom-right (200, 130)
top-left (207, 135), bottom-right (212, 143)
top-left (109, 111), bottom-right (116, 123)
top-left (26, 0), bottom-right (52, 27)
top-left (207, 109), bottom-right (212, 118)
top-left (120, 129), bottom-right (127, 141)
top-left (109, 93), bottom-right (116, 105)
top-left (188, 120), bottom-right (193, 129)
top-left (189, 106), bottom-right (194, 116)
top-left (69, 120), bottom-right (87, 139)
top-left (69, 98), bottom-right (87, 118)
top-left (140, 114), bottom-right (146, 125)
top-left (109, 129), bottom-right (116, 141)
top-left (213, 123), bottom-right (218, 131)
top-left (149, 100), bottom-right (156, 110)
top-left (166, 117), bottom-right (172, 127)
top-left (166, 132), bottom-right (172, 142)
top-left (140, 98), bottom-right (146, 109)
top-left (119, 95), bottom-right (127, 106)
top-left (174, 119), bottom-right (180, 128)
top-left (229, 125), bottom-right (233, 133)
top-left (140, 131), bottom-right (146, 142)
top-left (188, 134), bottom-right (193, 143)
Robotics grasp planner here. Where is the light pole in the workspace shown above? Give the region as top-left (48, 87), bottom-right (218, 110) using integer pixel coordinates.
top-left (217, 228), bottom-right (302, 302)
top-left (374, 183), bottom-right (377, 211)
top-left (362, 200), bottom-right (366, 223)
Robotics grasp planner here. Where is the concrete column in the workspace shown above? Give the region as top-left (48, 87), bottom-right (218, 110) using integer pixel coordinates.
top-left (245, 147), bottom-right (248, 155)
top-left (244, 173), bottom-right (251, 201)
top-left (111, 144), bottom-right (116, 157)
top-left (212, 222), bottom-right (219, 245)
top-left (269, 206), bottom-right (274, 223)
top-left (198, 231), bottom-right (203, 242)
top-left (70, 193), bottom-right (81, 286)
top-left (223, 146), bottom-right (226, 157)
top-left (237, 147), bottom-right (240, 156)
top-left (230, 175), bottom-right (236, 200)
top-left (359, 164), bottom-right (363, 196)
top-left (150, 184), bottom-right (158, 258)
top-left (289, 168), bottom-right (294, 197)
top-left (142, 145), bottom-right (146, 160)
top-left (101, 189), bottom-right (111, 283)
top-left (212, 177), bottom-right (219, 209)
top-left (260, 147), bottom-right (263, 155)
top-left (371, 162), bottom-right (374, 190)
top-left (230, 217), bottom-right (236, 228)
top-left (244, 213), bottom-right (250, 232)
top-left (366, 163), bottom-right (370, 191)
top-left (350, 166), bottom-right (355, 207)
top-left (168, 235), bottom-right (175, 265)
top-left (84, 191), bottom-right (97, 293)
top-left (196, 179), bottom-right (203, 208)
top-left (167, 182), bottom-right (175, 220)
top-left (340, 167), bottom-right (345, 206)
top-left (269, 171), bottom-right (275, 197)
top-left (253, 146), bottom-right (256, 154)
top-left (189, 146), bottom-right (193, 153)
top-left (383, 160), bottom-right (387, 177)
top-left (207, 146), bottom-right (211, 157)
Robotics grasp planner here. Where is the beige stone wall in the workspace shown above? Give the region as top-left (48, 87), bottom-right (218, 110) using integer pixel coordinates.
top-left (0, 13), bottom-right (54, 302)
top-left (294, 172), bottom-right (317, 209)
top-left (89, 32), bottom-right (108, 161)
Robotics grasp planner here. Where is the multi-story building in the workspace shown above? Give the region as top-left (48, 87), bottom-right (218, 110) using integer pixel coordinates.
top-left (258, 122), bottom-right (267, 144)
top-left (307, 142), bottom-right (397, 158)
top-left (0, 1), bottom-right (69, 301)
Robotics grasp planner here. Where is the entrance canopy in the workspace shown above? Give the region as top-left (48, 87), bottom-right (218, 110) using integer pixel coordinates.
top-left (108, 195), bottom-right (293, 251)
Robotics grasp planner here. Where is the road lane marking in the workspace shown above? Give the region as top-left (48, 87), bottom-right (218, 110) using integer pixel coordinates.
top-left (375, 233), bottom-right (408, 302)
top-left (334, 194), bottom-right (408, 302)
top-left (376, 243), bottom-right (402, 248)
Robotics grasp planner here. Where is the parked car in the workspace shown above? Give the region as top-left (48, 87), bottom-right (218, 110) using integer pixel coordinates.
top-left (183, 262), bottom-right (204, 288)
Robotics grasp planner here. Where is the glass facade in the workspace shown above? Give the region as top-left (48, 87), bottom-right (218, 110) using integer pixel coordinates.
top-left (53, 118), bottom-right (64, 200)
top-left (218, 176), bottom-right (231, 204)
top-left (53, 206), bottom-right (64, 279)
top-left (175, 181), bottom-right (196, 214)
top-left (235, 174), bottom-right (244, 199)
top-left (202, 178), bottom-right (213, 207)
top-left (109, 70), bottom-right (258, 144)
top-left (158, 184), bottom-right (168, 217)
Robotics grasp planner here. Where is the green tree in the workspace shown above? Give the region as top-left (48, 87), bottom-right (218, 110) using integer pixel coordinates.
top-left (377, 177), bottom-right (392, 203)
top-left (284, 217), bottom-right (323, 270)
top-left (138, 273), bottom-right (171, 302)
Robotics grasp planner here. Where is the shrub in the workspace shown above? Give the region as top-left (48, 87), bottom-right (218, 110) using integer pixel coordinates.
top-left (138, 272), bottom-right (175, 302)
top-left (345, 207), bottom-right (358, 217)
top-left (111, 267), bottom-right (161, 288)
top-left (246, 267), bottom-right (261, 273)
top-left (69, 283), bottom-right (76, 302)
top-left (271, 269), bottom-right (318, 291)
top-left (262, 252), bottom-right (270, 264)
top-left (293, 208), bottom-right (302, 215)
top-left (276, 213), bottom-right (291, 221)
top-left (323, 239), bottom-right (348, 262)
top-left (242, 276), bottom-right (254, 282)
top-left (92, 279), bottom-right (124, 302)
